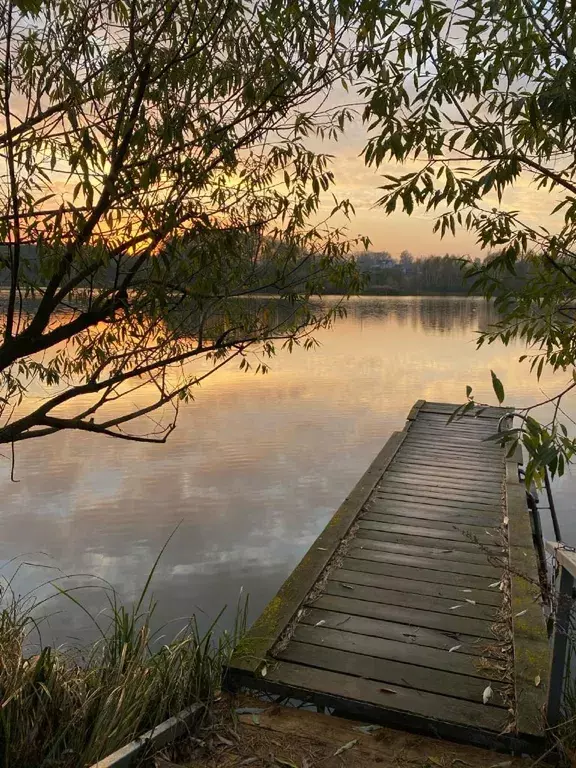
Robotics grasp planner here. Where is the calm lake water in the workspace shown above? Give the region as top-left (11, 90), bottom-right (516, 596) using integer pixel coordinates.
top-left (1, 296), bottom-right (575, 646)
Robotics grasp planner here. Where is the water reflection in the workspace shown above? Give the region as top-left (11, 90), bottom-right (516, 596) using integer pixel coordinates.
top-left (0, 296), bottom-right (573, 648)
top-left (341, 295), bottom-right (499, 334)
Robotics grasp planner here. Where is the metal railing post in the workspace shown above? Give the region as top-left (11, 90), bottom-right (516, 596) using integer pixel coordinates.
top-left (547, 563), bottom-right (575, 726)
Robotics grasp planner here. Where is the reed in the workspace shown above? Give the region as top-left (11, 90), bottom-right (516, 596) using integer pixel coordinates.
top-left (0, 547), bottom-right (246, 768)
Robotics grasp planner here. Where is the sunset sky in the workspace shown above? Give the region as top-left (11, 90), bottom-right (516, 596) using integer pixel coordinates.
top-left (313, 92), bottom-right (563, 258)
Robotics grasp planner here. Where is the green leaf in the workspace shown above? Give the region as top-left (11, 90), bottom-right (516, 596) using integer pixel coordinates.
top-left (490, 370), bottom-right (505, 404)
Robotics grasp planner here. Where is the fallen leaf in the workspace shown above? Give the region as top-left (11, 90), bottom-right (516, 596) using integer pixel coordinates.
top-left (503, 516), bottom-right (509, 526)
top-left (450, 605), bottom-right (463, 610)
top-left (353, 724), bottom-right (382, 734)
top-left (341, 583), bottom-right (355, 590)
top-left (260, 664), bottom-right (267, 677)
top-left (488, 581), bottom-right (500, 588)
top-left (483, 685), bottom-right (493, 704)
top-left (515, 609), bottom-right (527, 617)
top-left (317, 547), bottom-right (327, 551)
top-left (379, 687), bottom-right (398, 694)
top-left (333, 739), bottom-right (358, 756)
top-left (448, 645), bottom-right (462, 653)
top-left (315, 619), bottom-right (326, 626)
top-left (462, 589), bottom-right (472, 593)
top-left (464, 599), bottom-right (476, 605)
top-left (535, 675), bottom-right (541, 687)
top-left (252, 714), bottom-right (260, 725)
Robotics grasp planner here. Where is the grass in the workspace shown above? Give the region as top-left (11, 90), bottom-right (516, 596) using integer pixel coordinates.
top-left (0, 542), bottom-right (247, 768)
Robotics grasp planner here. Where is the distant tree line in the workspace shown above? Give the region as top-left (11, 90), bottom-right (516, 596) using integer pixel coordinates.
top-left (1, 244), bottom-right (536, 299)
top-left (343, 251), bottom-right (534, 295)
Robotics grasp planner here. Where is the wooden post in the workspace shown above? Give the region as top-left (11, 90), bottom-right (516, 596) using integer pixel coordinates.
top-left (547, 564), bottom-right (574, 726)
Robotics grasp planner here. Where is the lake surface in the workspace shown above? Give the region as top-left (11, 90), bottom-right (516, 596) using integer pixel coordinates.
top-left (1, 296), bottom-right (574, 646)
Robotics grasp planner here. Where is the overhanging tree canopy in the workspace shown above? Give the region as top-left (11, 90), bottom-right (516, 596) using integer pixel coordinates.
top-left (0, 0), bottom-right (374, 450)
top-left (359, 0), bottom-right (576, 485)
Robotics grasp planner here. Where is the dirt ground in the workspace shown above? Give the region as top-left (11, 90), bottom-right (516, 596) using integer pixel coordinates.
top-left (151, 695), bottom-right (537, 768)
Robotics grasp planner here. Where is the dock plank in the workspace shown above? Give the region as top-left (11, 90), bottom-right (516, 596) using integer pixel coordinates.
top-left (340, 555), bottom-right (503, 590)
top-left (277, 639), bottom-right (507, 704)
top-left (372, 490), bottom-right (501, 511)
top-left (301, 608), bottom-right (494, 656)
top-left (354, 528), bottom-right (502, 555)
top-left (265, 662), bottom-right (508, 732)
top-left (330, 567), bottom-right (502, 605)
top-left (351, 538), bottom-right (505, 567)
top-left (309, 594), bottom-right (498, 638)
top-left (347, 546), bottom-right (501, 577)
top-left (361, 511), bottom-right (500, 533)
top-left (322, 580), bottom-right (498, 621)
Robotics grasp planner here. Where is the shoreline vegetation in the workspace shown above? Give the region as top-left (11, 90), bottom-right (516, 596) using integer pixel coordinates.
top-left (0, 550), bottom-right (246, 768)
top-left (0, 246), bottom-right (532, 298)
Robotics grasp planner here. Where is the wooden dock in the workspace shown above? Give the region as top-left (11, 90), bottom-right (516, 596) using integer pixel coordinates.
top-left (226, 401), bottom-right (551, 753)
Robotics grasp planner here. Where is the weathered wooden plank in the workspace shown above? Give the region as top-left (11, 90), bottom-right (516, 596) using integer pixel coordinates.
top-left (264, 662), bottom-right (508, 733)
top-left (400, 448), bottom-right (503, 464)
top-left (402, 439), bottom-right (503, 457)
top-left (420, 402), bottom-right (507, 419)
top-left (228, 430), bottom-right (407, 675)
top-left (331, 567), bottom-right (502, 606)
top-left (355, 527), bottom-right (502, 555)
top-left (409, 420), bottom-right (499, 433)
top-left (416, 407), bottom-right (502, 419)
top-left (418, 412), bottom-right (507, 429)
top-left (374, 491), bottom-right (501, 513)
top-left (384, 470), bottom-right (503, 492)
top-left (408, 426), bottom-right (501, 441)
top-left (392, 457), bottom-right (501, 474)
top-left (287, 626), bottom-right (501, 685)
top-left (404, 428), bottom-right (502, 443)
top-left (309, 594), bottom-right (499, 639)
top-left (322, 580), bottom-right (498, 621)
top-left (361, 510), bottom-right (500, 533)
top-left (394, 452), bottom-right (499, 470)
top-left (301, 608), bottom-right (493, 656)
top-left (388, 462), bottom-right (503, 482)
top-left (377, 480), bottom-right (501, 503)
top-left (364, 499), bottom-right (501, 524)
top-left (373, 490), bottom-right (501, 512)
top-left (397, 444), bottom-right (498, 459)
top-left (341, 555), bottom-right (503, 590)
top-left (411, 431), bottom-right (498, 444)
top-left (358, 519), bottom-right (498, 545)
top-left (352, 538), bottom-right (504, 567)
top-left (346, 540), bottom-right (502, 580)
top-left (396, 445), bottom-right (500, 459)
top-left (410, 424), bottom-right (497, 439)
top-left (407, 423), bottom-right (500, 436)
top-left (278, 638), bottom-right (505, 704)
top-left (407, 435), bottom-right (499, 448)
